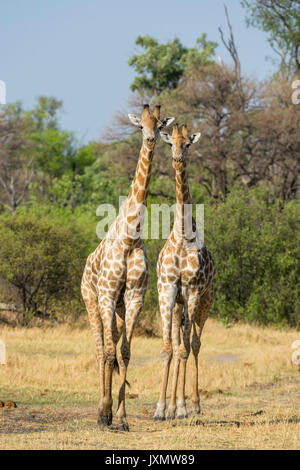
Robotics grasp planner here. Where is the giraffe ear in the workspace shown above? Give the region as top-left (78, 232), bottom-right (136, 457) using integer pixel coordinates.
top-left (160, 132), bottom-right (172, 145)
top-left (128, 114), bottom-right (142, 128)
top-left (189, 133), bottom-right (201, 145)
top-left (158, 117), bottom-right (175, 129)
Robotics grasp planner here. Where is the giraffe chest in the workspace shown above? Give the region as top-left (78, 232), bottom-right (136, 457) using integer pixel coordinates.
top-left (126, 245), bottom-right (148, 289)
top-left (84, 239), bottom-right (125, 293)
top-left (180, 249), bottom-right (205, 285)
top-left (96, 239), bottom-right (148, 293)
top-left (159, 244), bottom-right (211, 290)
top-left (183, 246), bottom-right (215, 289)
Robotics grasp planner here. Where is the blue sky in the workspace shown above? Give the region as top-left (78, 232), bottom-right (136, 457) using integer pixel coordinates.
top-left (1, 0), bottom-right (276, 143)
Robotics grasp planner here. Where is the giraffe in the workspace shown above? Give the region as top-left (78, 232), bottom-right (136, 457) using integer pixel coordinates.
top-left (154, 124), bottom-right (215, 421)
top-left (81, 104), bottom-right (174, 431)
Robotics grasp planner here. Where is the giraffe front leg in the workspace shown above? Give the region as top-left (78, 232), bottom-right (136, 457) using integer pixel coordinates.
top-left (154, 284), bottom-right (177, 421)
top-left (176, 292), bottom-right (198, 419)
top-left (166, 303), bottom-right (183, 420)
top-left (81, 283), bottom-right (105, 426)
top-left (116, 289), bottom-right (145, 431)
top-left (176, 359), bottom-right (189, 419)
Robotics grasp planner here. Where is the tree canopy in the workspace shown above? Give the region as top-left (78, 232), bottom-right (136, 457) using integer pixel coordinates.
top-left (241, 0), bottom-right (300, 75)
top-left (128, 34), bottom-right (217, 96)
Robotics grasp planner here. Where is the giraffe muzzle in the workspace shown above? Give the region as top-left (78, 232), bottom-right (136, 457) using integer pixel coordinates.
top-left (146, 138), bottom-right (155, 147)
top-left (172, 156), bottom-right (184, 163)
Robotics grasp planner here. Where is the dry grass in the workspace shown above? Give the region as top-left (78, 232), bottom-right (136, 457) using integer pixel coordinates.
top-left (0, 318), bottom-right (300, 449)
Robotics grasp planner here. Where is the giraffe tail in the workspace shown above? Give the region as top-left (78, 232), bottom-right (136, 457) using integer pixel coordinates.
top-left (113, 358), bottom-right (131, 387)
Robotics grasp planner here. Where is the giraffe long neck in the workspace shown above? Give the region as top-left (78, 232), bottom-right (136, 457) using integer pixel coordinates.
top-left (128, 142), bottom-right (154, 206)
top-left (121, 142), bottom-right (154, 243)
top-left (174, 163), bottom-right (194, 240)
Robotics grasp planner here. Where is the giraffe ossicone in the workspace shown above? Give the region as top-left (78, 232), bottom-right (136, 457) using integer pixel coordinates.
top-left (81, 104), bottom-right (174, 431)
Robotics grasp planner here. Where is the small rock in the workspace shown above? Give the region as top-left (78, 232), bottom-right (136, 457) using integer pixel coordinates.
top-left (4, 400), bottom-right (17, 409)
top-left (126, 393), bottom-right (139, 399)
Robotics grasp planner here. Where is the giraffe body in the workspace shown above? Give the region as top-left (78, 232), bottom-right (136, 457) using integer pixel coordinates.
top-left (81, 105), bottom-right (174, 431)
top-left (154, 124), bottom-right (215, 420)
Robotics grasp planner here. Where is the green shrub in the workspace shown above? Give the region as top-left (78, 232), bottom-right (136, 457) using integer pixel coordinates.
top-left (205, 186), bottom-right (300, 328)
top-left (0, 212), bottom-right (89, 322)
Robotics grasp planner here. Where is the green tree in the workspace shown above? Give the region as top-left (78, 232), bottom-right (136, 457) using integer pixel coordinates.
top-left (128, 34), bottom-right (217, 96)
top-left (28, 96), bottom-right (63, 132)
top-left (0, 103), bottom-right (34, 212)
top-left (0, 212), bottom-right (88, 321)
top-left (205, 185), bottom-right (300, 328)
top-left (27, 96), bottom-right (77, 179)
top-left (75, 142), bottom-right (100, 174)
top-left (241, 0), bottom-right (300, 75)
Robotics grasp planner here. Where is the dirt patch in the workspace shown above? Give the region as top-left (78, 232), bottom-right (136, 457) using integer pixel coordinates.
top-left (188, 415), bottom-right (300, 428)
top-left (130, 357), bottom-right (159, 367)
top-left (211, 353), bottom-right (239, 364)
top-left (247, 376), bottom-right (300, 391)
top-left (0, 406), bottom-right (96, 435)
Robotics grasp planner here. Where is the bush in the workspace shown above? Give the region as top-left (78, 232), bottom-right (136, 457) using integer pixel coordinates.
top-left (0, 212), bottom-right (89, 322)
top-left (205, 186), bottom-right (300, 328)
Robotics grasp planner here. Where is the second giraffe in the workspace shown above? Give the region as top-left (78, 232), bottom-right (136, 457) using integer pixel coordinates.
top-left (154, 124), bottom-right (215, 421)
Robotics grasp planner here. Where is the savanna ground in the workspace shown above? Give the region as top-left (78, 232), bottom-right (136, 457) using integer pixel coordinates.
top-left (0, 318), bottom-right (300, 450)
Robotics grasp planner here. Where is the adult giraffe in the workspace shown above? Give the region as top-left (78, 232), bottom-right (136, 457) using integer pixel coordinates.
top-left (154, 124), bottom-right (215, 421)
top-left (81, 105), bottom-right (174, 431)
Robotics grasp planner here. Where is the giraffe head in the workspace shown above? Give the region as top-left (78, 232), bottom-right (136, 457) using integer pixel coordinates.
top-left (160, 124), bottom-right (201, 169)
top-left (128, 104), bottom-right (175, 149)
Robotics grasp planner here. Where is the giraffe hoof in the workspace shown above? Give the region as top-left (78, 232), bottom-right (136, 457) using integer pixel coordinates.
top-left (117, 421), bottom-right (129, 432)
top-left (176, 408), bottom-right (188, 420)
top-left (190, 401), bottom-right (201, 415)
top-left (176, 414), bottom-right (188, 420)
top-left (153, 404), bottom-right (166, 421)
top-left (166, 407), bottom-right (176, 420)
top-left (176, 401), bottom-right (188, 419)
top-left (153, 415), bottom-right (165, 422)
top-left (97, 412), bottom-right (112, 428)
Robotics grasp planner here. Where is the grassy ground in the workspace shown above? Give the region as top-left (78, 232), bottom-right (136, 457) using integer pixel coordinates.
top-left (0, 318), bottom-right (300, 450)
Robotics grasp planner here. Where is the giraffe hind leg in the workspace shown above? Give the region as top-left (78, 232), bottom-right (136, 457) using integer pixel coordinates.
top-left (154, 284), bottom-right (178, 421)
top-left (190, 285), bottom-right (214, 415)
top-left (81, 281), bottom-right (106, 427)
top-left (176, 290), bottom-right (201, 420)
top-left (114, 302), bottom-right (130, 387)
top-left (116, 288), bottom-right (146, 431)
